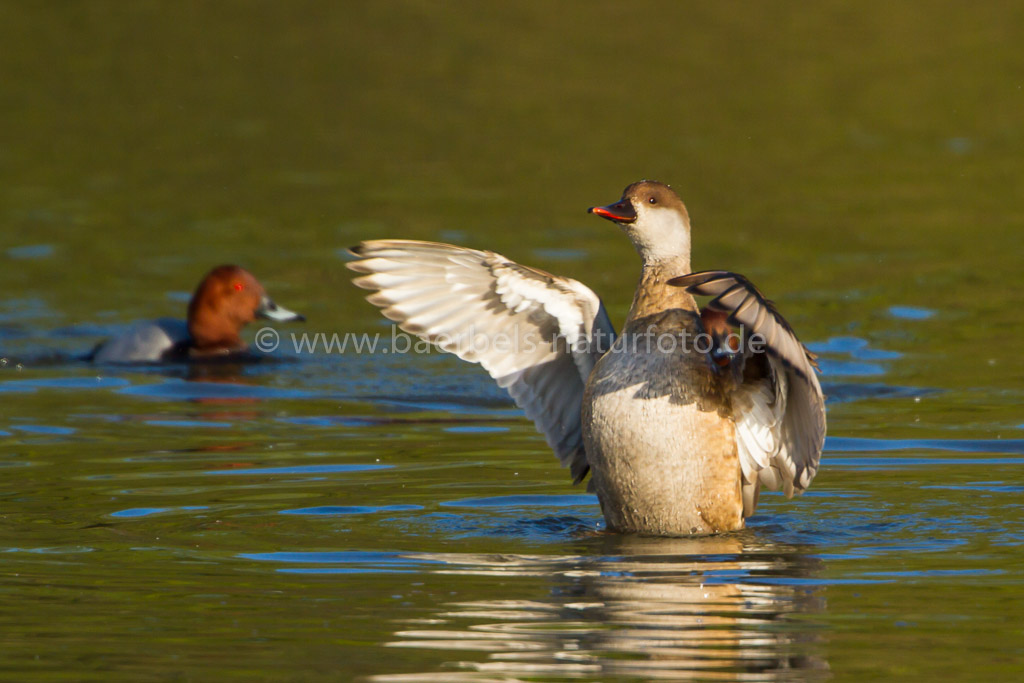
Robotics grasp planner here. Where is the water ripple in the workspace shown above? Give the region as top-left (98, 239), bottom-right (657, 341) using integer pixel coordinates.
top-left (280, 504), bottom-right (423, 516)
top-left (827, 436), bottom-right (1024, 455)
top-left (205, 463), bottom-right (392, 476)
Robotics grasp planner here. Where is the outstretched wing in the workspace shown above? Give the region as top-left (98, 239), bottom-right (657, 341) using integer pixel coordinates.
top-left (347, 240), bottom-right (616, 482)
top-left (670, 271), bottom-right (825, 515)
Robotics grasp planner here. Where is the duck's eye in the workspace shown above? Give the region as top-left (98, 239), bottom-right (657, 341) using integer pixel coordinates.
top-left (648, 196), bottom-right (657, 205)
top-left (233, 282), bottom-right (245, 292)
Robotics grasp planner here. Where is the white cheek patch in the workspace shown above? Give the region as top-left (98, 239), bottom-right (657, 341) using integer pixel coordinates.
top-left (626, 206), bottom-right (691, 264)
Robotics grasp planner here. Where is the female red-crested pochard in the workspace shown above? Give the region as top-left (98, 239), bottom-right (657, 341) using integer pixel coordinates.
top-left (347, 181), bottom-right (825, 536)
top-left (90, 265), bottom-right (304, 363)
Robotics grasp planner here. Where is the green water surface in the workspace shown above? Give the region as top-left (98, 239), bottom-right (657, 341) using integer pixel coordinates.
top-left (2, 2), bottom-right (1023, 681)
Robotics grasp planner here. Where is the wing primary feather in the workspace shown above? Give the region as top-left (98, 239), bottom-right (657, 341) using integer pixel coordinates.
top-left (348, 240), bottom-right (617, 484)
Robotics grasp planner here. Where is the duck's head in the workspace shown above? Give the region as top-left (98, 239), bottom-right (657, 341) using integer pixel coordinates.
top-left (187, 265), bottom-right (304, 351)
top-left (588, 180), bottom-right (691, 267)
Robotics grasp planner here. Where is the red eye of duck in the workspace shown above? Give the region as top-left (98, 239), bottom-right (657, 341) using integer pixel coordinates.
top-left (233, 282), bottom-right (244, 291)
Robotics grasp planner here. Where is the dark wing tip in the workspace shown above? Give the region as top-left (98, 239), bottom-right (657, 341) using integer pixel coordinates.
top-left (570, 458), bottom-right (590, 485)
top-left (666, 273), bottom-right (694, 287)
top-left (667, 270), bottom-right (728, 289)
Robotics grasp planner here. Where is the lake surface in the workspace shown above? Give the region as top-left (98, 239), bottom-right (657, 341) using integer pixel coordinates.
top-left (2, 2), bottom-right (1022, 680)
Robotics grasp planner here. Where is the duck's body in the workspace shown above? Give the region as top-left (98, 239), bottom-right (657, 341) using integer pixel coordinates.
top-left (90, 265), bottom-right (304, 364)
top-left (348, 181), bottom-right (825, 536)
top-left (90, 317), bottom-right (191, 363)
top-left (584, 271), bottom-right (743, 535)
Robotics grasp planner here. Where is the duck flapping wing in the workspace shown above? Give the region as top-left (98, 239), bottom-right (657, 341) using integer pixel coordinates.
top-left (348, 240), bottom-right (616, 482)
top-left (670, 270), bottom-right (826, 515)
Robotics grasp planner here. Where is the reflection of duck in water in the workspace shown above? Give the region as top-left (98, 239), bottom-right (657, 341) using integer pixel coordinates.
top-left (349, 181), bottom-right (825, 536)
top-left (373, 533), bottom-right (828, 681)
top-left (90, 265), bottom-right (304, 364)
top-left (571, 534), bottom-right (828, 678)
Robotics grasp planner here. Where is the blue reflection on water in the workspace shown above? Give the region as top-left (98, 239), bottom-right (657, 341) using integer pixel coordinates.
top-left (280, 504), bottom-right (423, 515)
top-left (205, 464), bottom-right (392, 475)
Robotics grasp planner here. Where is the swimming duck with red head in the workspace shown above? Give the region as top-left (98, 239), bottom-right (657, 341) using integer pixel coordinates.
top-left (90, 265), bottom-right (304, 363)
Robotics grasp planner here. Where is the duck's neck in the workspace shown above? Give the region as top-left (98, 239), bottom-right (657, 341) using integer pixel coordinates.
top-left (188, 304), bottom-right (245, 353)
top-left (625, 256), bottom-right (697, 325)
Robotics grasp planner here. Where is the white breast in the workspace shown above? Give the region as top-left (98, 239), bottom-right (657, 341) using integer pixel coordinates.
top-left (581, 337), bottom-right (743, 535)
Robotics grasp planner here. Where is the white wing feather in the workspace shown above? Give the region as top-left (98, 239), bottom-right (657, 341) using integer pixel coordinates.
top-left (347, 240), bottom-right (616, 482)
